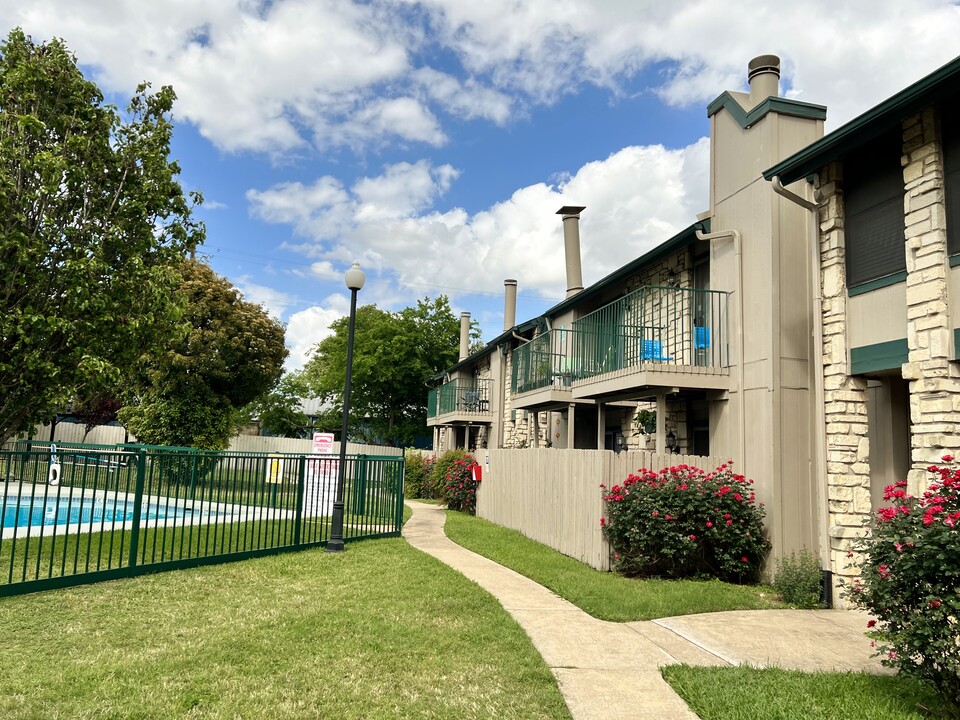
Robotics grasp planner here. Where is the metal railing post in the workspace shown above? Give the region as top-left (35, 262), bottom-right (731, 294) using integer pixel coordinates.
top-left (127, 449), bottom-right (147, 570)
top-left (294, 455), bottom-right (305, 547)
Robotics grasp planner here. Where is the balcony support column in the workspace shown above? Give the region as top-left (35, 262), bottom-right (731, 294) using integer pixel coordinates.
top-left (567, 403), bottom-right (576, 449)
top-left (597, 402), bottom-right (605, 450)
top-left (532, 412), bottom-right (540, 448)
top-left (656, 392), bottom-right (667, 455)
top-left (465, 424), bottom-right (471, 452)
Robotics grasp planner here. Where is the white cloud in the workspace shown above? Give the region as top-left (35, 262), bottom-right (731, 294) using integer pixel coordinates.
top-left (251, 139), bottom-right (710, 301)
top-left (284, 301), bottom-right (346, 373)
top-left (232, 277), bottom-right (294, 319)
top-left (10, 1), bottom-right (959, 154)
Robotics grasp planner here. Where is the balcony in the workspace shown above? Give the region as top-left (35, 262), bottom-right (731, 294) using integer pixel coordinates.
top-left (511, 328), bottom-right (578, 410)
top-left (510, 286), bottom-right (731, 407)
top-left (570, 285), bottom-right (730, 399)
top-left (426, 378), bottom-right (494, 427)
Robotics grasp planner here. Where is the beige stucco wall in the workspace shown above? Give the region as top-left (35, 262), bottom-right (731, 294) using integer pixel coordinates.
top-left (707, 98), bottom-right (825, 572)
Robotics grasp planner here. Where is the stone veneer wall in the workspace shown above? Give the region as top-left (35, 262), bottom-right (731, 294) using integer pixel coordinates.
top-left (817, 161), bottom-right (873, 588)
top-left (900, 108), bottom-right (960, 489)
top-left (819, 107), bottom-right (960, 595)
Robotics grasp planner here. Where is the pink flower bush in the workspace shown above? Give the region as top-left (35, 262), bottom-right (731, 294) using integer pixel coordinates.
top-left (442, 458), bottom-right (481, 515)
top-left (847, 456), bottom-right (960, 706)
top-left (601, 462), bottom-right (770, 581)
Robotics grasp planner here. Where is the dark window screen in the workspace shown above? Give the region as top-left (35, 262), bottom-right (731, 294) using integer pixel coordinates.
top-left (844, 129), bottom-right (906, 288)
top-left (944, 95), bottom-right (960, 256)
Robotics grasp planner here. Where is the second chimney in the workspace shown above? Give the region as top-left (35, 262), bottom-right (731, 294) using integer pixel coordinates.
top-left (459, 312), bottom-right (471, 361)
top-left (748, 54), bottom-right (780, 105)
top-left (557, 205), bottom-right (586, 299)
top-left (503, 279), bottom-right (517, 331)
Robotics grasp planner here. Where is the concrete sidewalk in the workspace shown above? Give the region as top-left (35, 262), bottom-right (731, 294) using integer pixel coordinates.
top-left (402, 501), bottom-right (888, 720)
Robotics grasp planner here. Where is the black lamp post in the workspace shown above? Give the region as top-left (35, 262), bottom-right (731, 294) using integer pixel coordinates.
top-left (327, 261), bottom-right (365, 553)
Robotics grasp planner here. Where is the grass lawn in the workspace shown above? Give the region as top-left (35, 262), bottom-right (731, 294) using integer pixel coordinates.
top-left (0, 537), bottom-right (570, 720)
top-left (443, 510), bottom-right (784, 622)
top-left (662, 665), bottom-right (957, 719)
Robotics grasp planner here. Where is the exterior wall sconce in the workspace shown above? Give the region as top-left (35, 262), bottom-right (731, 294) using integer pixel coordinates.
top-left (666, 269), bottom-right (679, 287)
top-left (666, 429), bottom-right (680, 454)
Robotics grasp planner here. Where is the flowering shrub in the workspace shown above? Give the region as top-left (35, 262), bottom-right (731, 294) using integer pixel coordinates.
top-left (403, 452), bottom-right (436, 499)
top-left (441, 458), bottom-right (481, 514)
top-left (847, 457), bottom-right (960, 706)
top-left (601, 462), bottom-right (770, 581)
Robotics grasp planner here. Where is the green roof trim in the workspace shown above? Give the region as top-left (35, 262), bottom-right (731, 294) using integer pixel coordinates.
top-left (707, 92), bottom-right (827, 128)
top-left (850, 338), bottom-right (909, 375)
top-left (431, 219), bottom-right (710, 381)
top-left (764, 54), bottom-right (960, 184)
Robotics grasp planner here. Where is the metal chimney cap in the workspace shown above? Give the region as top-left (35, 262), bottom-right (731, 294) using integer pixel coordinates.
top-left (557, 205), bottom-right (586, 216)
top-left (748, 55), bottom-right (781, 80)
top-left (504, 279), bottom-right (517, 286)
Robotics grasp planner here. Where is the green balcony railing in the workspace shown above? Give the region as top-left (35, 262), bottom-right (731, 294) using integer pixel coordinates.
top-left (570, 286), bottom-right (729, 380)
top-left (427, 388), bottom-right (438, 419)
top-left (433, 378), bottom-right (492, 417)
top-left (511, 328), bottom-right (577, 395)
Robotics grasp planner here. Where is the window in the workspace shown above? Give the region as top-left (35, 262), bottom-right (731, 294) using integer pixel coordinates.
top-left (844, 129), bottom-right (906, 288)
top-left (943, 95), bottom-right (960, 256)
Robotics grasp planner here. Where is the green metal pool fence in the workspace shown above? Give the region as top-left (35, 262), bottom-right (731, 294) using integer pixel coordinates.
top-left (0, 444), bottom-right (405, 597)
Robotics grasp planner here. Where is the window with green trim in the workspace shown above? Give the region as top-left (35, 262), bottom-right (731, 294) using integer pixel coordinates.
top-left (844, 129), bottom-right (906, 288)
top-left (944, 94), bottom-right (960, 257)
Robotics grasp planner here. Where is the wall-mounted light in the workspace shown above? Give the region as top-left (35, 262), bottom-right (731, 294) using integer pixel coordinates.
top-left (666, 269), bottom-right (679, 287)
top-left (666, 429), bottom-right (679, 454)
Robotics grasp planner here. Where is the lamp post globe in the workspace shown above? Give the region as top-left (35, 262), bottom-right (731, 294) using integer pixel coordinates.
top-left (327, 261), bottom-right (363, 553)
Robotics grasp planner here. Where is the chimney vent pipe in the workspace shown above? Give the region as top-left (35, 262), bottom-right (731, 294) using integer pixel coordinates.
top-left (557, 205), bottom-right (586, 299)
top-left (748, 54), bottom-right (780, 104)
top-left (503, 279), bottom-right (517, 331)
top-left (459, 312), bottom-right (471, 361)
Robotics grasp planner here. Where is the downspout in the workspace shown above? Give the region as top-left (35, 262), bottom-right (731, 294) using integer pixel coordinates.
top-left (771, 174), bottom-right (832, 607)
top-left (695, 226), bottom-right (746, 475)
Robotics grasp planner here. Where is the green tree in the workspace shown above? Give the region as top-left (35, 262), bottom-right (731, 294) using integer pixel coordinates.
top-left (245, 372), bottom-right (311, 438)
top-left (302, 296), bottom-right (464, 446)
top-left (0, 29), bottom-right (204, 444)
top-left (120, 260), bottom-right (287, 449)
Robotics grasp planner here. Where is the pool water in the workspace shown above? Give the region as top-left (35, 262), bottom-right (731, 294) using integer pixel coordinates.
top-left (1, 496), bottom-right (208, 529)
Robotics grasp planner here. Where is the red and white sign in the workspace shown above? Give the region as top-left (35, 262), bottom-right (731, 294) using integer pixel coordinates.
top-left (305, 432), bottom-right (338, 516)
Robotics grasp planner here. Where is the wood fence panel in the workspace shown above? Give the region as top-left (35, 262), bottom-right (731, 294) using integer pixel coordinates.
top-left (18, 426), bottom-right (400, 457)
top-left (476, 449), bottom-right (729, 571)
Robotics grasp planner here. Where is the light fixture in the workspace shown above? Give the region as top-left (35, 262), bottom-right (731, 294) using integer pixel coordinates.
top-left (666, 429), bottom-right (678, 453)
top-left (666, 269), bottom-right (679, 288)
top-left (327, 261), bottom-right (364, 553)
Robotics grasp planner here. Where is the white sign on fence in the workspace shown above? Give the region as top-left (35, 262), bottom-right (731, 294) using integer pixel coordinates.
top-left (304, 432), bottom-right (338, 517)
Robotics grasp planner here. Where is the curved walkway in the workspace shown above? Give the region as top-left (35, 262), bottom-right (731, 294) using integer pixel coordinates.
top-left (402, 501), bottom-right (888, 720)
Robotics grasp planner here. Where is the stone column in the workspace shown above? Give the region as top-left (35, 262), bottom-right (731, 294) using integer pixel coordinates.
top-left (817, 162), bottom-right (872, 592)
top-left (900, 108), bottom-right (960, 490)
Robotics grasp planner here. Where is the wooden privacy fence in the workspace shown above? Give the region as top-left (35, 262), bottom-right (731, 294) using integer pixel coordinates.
top-left (476, 449), bottom-right (728, 571)
top-left (13, 424), bottom-right (400, 457)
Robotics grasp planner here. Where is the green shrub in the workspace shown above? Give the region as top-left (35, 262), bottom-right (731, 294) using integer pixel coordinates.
top-left (773, 549), bottom-right (823, 608)
top-left (847, 457), bottom-right (960, 707)
top-left (403, 451), bottom-right (435, 499)
top-left (602, 462), bottom-right (770, 581)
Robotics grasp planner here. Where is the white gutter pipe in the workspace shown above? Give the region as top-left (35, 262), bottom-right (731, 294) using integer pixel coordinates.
top-left (771, 174), bottom-right (832, 605)
top-left (695, 227), bottom-right (746, 476)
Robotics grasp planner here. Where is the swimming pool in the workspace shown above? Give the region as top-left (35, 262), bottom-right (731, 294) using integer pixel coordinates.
top-left (1, 495), bottom-right (220, 530)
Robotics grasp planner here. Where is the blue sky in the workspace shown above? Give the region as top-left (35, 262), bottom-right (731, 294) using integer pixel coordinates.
top-left (5, 1), bottom-right (960, 371)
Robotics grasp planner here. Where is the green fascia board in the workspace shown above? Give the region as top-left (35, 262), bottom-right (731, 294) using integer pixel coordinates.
top-left (764, 54), bottom-right (960, 184)
top-left (706, 92), bottom-right (827, 128)
top-left (434, 220), bottom-right (709, 380)
top-left (955, 328), bottom-right (960, 360)
top-left (949, 254), bottom-right (960, 268)
top-left (847, 271), bottom-right (907, 297)
top-left (850, 339), bottom-right (909, 375)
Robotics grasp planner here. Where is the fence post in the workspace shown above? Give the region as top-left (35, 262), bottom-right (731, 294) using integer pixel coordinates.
top-left (352, 454), bottom-right (368, 515)
top-left (394, 458), bottom-right (405, 532)
top-left (294, 455), bottom-right (305, 546)
top-left (127, 449), bottom-right (147, 570)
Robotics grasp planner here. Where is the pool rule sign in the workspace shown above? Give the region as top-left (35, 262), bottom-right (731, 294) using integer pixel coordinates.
top-left (305, 432), bottom-right (338, 516)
